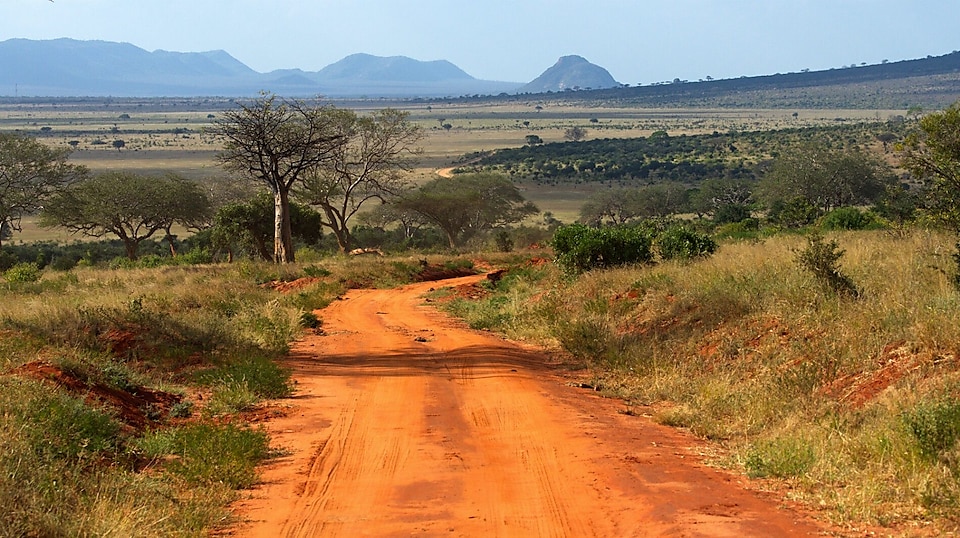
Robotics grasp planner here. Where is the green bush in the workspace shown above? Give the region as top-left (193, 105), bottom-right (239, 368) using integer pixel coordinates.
top-left (494, 229), bottom-right (514, 252)
top-left (795, 233), bottom-right (860, 297)
top-left (655, 225), bottom-right (718, 260)
top-left (4, 262), bottom-right (41, 283)
top-left (820, 207), bottom-right (880, 230)
top-left (551, 223), bottom-right (653, 274)
top-left (904, 398), bottom-right (960, 460)
top-left (713, 203), bottom-right (752, 225)
top-left (769, 197), bottom-right (820, 228)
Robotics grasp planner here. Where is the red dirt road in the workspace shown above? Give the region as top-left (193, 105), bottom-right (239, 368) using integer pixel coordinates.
top-left (229, 275), bottom-right (827, 537)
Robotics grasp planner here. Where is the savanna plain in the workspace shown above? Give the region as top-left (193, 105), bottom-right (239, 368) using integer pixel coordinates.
top-left (1, 97), bottom-right (958, 537)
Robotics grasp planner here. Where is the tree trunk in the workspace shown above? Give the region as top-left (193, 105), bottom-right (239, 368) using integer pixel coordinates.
top-left (274, 188), bottom-right (295, 263)
top-left (165, 230), bottom-right (178, 257)
top-left (322, 207), bottom-right (351, 253)
top-left (124, 239), bottom-right (139, 260)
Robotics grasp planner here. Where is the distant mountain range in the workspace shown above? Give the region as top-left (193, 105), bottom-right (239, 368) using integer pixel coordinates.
top-left (0, 38), bottom-right (620, 98)
top-left (1, 38), bottom-right (959, 108)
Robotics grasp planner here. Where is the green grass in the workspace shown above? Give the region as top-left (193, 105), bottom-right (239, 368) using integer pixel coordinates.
top-left (134, 423), bottom-right (271, 489)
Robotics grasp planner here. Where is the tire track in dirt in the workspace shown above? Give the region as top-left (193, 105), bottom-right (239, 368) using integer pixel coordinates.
top-left (228, 275), bottom-right (829, 537)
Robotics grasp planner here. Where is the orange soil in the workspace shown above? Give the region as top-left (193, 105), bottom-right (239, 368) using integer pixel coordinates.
top-left (227, 275), bottom-right (828, 537)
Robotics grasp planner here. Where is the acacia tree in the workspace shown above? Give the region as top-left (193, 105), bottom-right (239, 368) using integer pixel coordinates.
top-left (0, 133), bottom-right (86, 250)
top-left (899, 101), bottom-right (960, 230)
top-left (398, 173), bottom-right (538, 248)
top-left (298, 108), bottom-right (422, 252)
top-left (579, 183), bottom-right (689, 226)
top-left (357, 202), bottom-right (431, 243)
top-left (758, 144), bottom-right (892, 214)
top-left (215, 93), bottom-right (341, 263)
top-left (579, 188), bottom-right (643, 226)
top-left (564, 126), bottom-right (587, 141)
top-left (40, 172), bottom-right (211, 260)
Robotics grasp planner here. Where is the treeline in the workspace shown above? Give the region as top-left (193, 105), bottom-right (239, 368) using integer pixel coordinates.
top-left (463, 122), bottom-right (906, 186)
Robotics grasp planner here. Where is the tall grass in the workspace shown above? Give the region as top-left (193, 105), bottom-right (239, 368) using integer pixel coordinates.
top-left (0, 261), bottom-right (325, 535)
top-left (447, 229), bottom-right (960, 531)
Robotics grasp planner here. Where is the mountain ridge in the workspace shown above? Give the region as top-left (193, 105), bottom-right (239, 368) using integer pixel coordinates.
top-left (1, 38), bottom-right (959, 108)
top-left (0, 38), bottom-right (522, 97)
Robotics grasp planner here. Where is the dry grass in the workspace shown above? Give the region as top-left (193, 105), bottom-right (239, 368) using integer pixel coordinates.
top-left (448, 229), bottom-right (960, 533)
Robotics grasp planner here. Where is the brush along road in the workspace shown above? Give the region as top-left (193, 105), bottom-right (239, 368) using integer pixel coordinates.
top-left (229, 274), bottom-right (825, 537)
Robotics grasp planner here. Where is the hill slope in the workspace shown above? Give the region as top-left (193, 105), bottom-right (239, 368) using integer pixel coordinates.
top-left (520, 55), bottom-right (620, 93)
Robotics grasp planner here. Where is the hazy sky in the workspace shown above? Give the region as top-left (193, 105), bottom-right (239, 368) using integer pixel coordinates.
top-left (4, 0), bottom-right (958, 84)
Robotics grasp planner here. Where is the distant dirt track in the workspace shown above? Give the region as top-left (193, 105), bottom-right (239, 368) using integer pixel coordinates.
top-left (227, 275), bottom-right (827, 537)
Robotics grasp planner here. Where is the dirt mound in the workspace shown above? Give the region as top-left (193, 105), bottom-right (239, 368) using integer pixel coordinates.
top-left (822, 341), bottom-right (929, 409)
top-left (10, 361), bottom-right (182, 433)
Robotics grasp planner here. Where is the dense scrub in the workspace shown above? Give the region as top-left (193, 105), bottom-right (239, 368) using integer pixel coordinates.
top-left (462, 122), bottom-right (905, 186)
top-left (444, 229), bottom-right (960, 534)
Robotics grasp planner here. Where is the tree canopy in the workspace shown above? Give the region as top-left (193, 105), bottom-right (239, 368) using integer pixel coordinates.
top-left (0, 133), bottom-right (86, 249)
top-left (40, 172), bottom-right (211, 260)
top-left (215, 93), bottom-right (341, 263)
top-left (899, 101), bottom-right (960, 230)
top-left (397, 173), bottom-right (539, 248)
top-left (579, 183), bottom-right (689, 226)
top-left (758, 144), bottom-right (893, 214)
top-left (297, 108), bottom-right (422, 252)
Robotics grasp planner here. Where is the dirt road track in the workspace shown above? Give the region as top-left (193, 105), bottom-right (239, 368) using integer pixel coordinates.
top-left (228, 275), bottom-right (827, 537)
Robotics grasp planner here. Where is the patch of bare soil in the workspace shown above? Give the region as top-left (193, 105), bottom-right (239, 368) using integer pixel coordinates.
top-left (225, 275), bottom-right (831, 537)
top-left (10, 361), bottom-right (181, 433)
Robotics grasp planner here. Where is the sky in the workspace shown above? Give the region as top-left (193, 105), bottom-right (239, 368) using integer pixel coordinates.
top-left (3, 0), bottom-right (959, 85)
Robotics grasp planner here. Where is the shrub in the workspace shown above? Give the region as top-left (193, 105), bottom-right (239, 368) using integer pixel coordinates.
top-left (769, 197), bottom-right (820, 228)
top-left (820, 207), bottom-right (880, 230)
top-left (494, 229), bottom-right (514, 253)
top-left (713, 203), bottom-right (752, 225)
top-left (48, 255), bottom-right (78, 271)
top-left (4, 262), bottom-right (41, 283)
top-left (904, 398), bottom-right (960, 461)
top-left (656, 225), bottom-right (717, 260)
top-left (551, 223), bottom-right (653, 274)
top-left (794, 233), bottom-right (860, 297)
top-left (299, 311), bottom-right (321, 329)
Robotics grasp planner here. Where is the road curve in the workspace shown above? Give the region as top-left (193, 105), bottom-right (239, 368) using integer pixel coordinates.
top-left (228, 275), bottom-right (826, 537)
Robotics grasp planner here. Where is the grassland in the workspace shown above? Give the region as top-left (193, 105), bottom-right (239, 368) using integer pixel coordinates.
top-left (0, 97), bottom-right (909, 241)
top-left (2, 97), bottom-right (954, 534)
